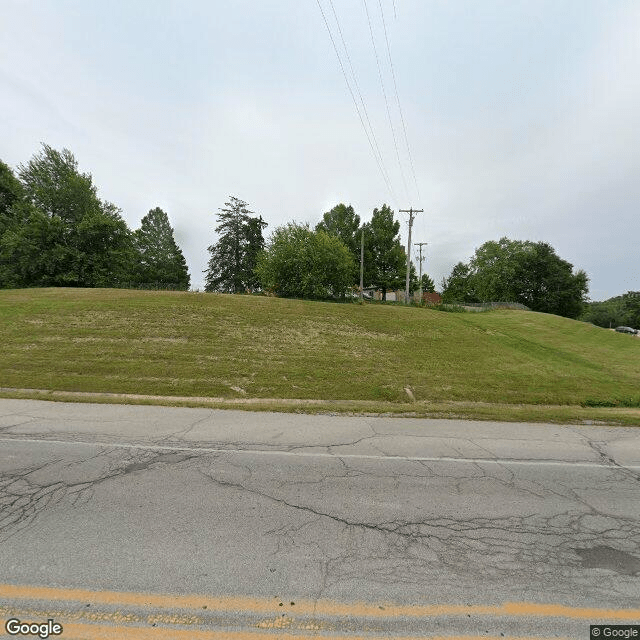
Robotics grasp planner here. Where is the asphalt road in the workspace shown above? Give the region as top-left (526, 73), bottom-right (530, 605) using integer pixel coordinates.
top-left (0, 399), bottom-right (639, 639)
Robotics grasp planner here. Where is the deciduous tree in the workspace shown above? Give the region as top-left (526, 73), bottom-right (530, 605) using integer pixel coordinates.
top-left (362, 204), bottom-right (406, 300)
top-left (442, 237), bottom-right (589, 317)
top-left (0, 160), bottom-right (24, 227)
top-left (2, 145), bottom-right (135, 288)
top-left (622, 292), bottom-right (640, 328)
top-left (255, 222), bottom-right (354, 300)
top-left (441, 262), bottom-right (477, 303)
top-left (316, 203), bottom-right (361, 284)
top-left (582, 293), bottom-right (640, 329)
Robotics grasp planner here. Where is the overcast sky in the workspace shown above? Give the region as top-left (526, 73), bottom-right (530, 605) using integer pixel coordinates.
top-left (2, 0), bottom-right (639, 299)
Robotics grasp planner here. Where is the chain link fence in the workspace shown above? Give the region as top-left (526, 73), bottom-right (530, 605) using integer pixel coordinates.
top-left (108, 282), bottom-right (189, 291)
top-left (445, 301), bottom-right (531, 311)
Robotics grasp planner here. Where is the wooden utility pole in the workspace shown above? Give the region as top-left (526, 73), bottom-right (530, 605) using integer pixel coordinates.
top-left (399, 208), bottom-right (423, 304)
top-left (414, 242), bottom-right (428, 302)
top-left (359, 228), bottom-right (364, 300)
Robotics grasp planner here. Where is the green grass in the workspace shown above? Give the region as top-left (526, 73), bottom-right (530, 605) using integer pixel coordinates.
top-left (1, 288), bottom-right (639, 425)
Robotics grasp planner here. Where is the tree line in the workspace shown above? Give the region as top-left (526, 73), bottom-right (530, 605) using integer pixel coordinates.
top-left (205, 199), bottom-right (430, 300)
top-left (580, 292), bottom-right (640, 329)
top-left (2, 144), bottom-right (592, 320)
top-left (0, 145), bottom-right (190, 289)
top-left (205, 199), bottom-right (589, 319)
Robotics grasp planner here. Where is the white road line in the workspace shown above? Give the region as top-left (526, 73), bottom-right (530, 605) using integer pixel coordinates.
top-left (1, 436), bottom-right (639, 470)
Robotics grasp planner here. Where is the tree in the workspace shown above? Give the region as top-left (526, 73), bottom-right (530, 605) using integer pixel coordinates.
top-left (582, 292), bottom-right (640, 329)
top-left (0, 160), bottom-right (24, 229)
top-left (441, 262), bottom-right (478, 303)
top-left (134, 207), bottom-right (190, 289)
top-left (0, 202), bottom-right (49, 288)
top-left (255, 222), bottom-right (354, 300)
top-left (362, 204), bottom-right (406, 300)
top-left (18, 145), bottom-right (99, 224)
top-left (242, 214), bottom-right (268, 291)
top-left (2, 144), bottom-right (135, 288)
top-left (442, 237), bottom-right (589, 317)
top-left (468, 237), bottom-right (523, 302)
top-left (420, 273), bottom-right (435, 293)
top-left (581, 296), bottom-right (626, 328)
top-left (316, 203), bottom-right (361, 284)
top-left (622, 292), bottom-right (640, 328)
top-left (513, 241), bottom-right (588, 318)
top-left (0, 160), bottom-right (28, 286)
top-left (205, 196), bottom-right (266, 293)
top-left (469, 238), bottom-right (589, 317)
top-left (74, 201), bottom-right (137, 287)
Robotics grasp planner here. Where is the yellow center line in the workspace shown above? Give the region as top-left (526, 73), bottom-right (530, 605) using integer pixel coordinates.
top-left (1, 583), bottom-right (638, 621)
top-left (31, 623), bottom-right (575, 640)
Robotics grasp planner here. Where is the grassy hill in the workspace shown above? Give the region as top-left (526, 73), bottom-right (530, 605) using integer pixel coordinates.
top-left (1, 288), bottom-right (639, 425)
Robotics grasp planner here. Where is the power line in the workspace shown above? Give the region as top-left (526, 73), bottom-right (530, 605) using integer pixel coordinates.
top-left (362, 0), bottom-right (410, 203)
top-left (326, 0), bottom-right (394, 199)
top-left (315, 0), bottom-right (397, 205)
top-left (316, 0), bottom-right (421, 216)
top-left (377, 0), bottom-right (421, 204)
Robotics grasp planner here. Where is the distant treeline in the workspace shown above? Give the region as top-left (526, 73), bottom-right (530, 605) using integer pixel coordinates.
top-left (580, 293), bottom-right (640, 329)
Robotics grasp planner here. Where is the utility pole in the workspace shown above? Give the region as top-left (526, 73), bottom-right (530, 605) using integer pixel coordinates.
top-left (414, 242), bottom-right (428, 302)
top-left (359, 227), bottom-right (364, 300)
top-left (399, 208), bottom-right (423, 304)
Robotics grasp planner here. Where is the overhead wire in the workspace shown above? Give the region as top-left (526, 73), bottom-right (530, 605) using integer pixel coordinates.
top-left (377, 0), bottom-right (421, 205)
top-left (362, 0), bottom-right (410, 205)
top-left (315, 0), bottom-right (422, 223)
top-left (375, 0), bottom-right (423, 256)
top-left (327, 0), bottom-right (391, 196)
top-left (315, 0), bottom-right (397, 206)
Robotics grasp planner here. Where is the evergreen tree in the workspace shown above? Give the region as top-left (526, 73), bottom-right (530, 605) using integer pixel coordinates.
top-left (205, 196), bottom-right (266, 292)
top-left (243, 214), bottom-right (267, 290)
top-left (420, 273), bottom-right (436, 293)
top-left (134, 207), bottom-right (190, 290)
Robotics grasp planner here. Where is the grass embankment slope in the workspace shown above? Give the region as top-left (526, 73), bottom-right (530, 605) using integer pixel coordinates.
top-left (1, 288), bottom-right (639, 425)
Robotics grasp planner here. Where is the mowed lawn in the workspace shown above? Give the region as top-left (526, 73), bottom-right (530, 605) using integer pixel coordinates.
top-left (1, 287), bottom-right (639, 410)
